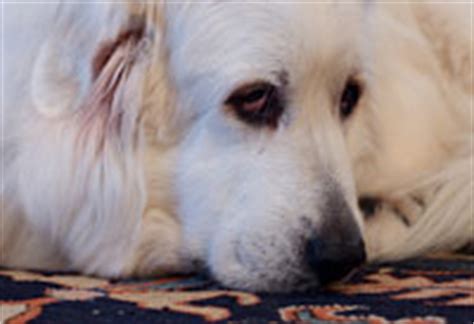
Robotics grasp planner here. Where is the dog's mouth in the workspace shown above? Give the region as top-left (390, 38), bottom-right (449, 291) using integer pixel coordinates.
top-left (208, 206), bottom-right (367, 292)
top-left (224, 240), bottom-right (366, 292)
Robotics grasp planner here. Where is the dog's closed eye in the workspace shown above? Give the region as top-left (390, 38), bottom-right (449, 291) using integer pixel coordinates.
top-left (225, 82), bottom-right (285, 129)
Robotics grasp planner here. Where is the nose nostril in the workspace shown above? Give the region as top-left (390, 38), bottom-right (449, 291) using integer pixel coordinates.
top-left (304, 238), bottom-right (366, 285)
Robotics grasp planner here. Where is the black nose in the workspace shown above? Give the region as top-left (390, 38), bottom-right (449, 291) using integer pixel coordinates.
top-left (302, 186), bottom-right (367, 285)
top-left (304, 236), bottom-right (366, 285)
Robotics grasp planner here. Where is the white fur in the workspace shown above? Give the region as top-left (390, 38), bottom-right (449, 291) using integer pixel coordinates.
top-left (2, 1), bottom-right (472, 292)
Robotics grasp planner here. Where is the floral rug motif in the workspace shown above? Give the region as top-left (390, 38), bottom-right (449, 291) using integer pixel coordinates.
top-left (1, 255), bottom-right (473, 323)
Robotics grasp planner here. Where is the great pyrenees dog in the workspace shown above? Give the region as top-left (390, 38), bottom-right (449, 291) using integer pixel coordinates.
top-left (2, 1), bottom-right (472, 292)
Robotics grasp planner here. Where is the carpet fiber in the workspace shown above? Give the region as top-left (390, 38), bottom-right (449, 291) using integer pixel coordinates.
top-left (1, 255), bottom-right (473, 323)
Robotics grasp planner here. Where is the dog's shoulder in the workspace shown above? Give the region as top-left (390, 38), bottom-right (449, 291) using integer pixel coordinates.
top-left (411, 2), bottom-right (472, 93)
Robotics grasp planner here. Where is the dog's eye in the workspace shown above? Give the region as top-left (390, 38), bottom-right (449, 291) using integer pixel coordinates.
top-left (225, 82), bottom-right (284, 128)
top-left (339, 78), bottom-right (362, 119)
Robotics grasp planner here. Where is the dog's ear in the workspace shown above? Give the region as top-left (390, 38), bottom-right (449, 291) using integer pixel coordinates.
top-left (77, 16), bottom-right (150, 152)
top-left (31, 3), bottom-right (173, 150)
top-left (20, 3), bottom-right (178, 275)
top-left (32, 4), bottom-right (135, 115)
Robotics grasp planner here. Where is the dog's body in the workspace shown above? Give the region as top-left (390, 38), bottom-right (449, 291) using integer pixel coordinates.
top-left (2, 2), bottom-right (472, 291)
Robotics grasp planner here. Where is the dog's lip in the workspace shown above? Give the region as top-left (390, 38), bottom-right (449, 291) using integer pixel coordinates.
top-left (336, 266), bottom-right (363, 284)
top-left (235, 237), bottom-right (260, 272)
top-left (232, 238), bottom-right (322, 292)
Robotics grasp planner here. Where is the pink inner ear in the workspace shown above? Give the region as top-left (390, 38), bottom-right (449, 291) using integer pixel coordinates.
top-left (75, 23), bottom-right (147, 155)
top-left (92, 24), bottom-right (145, 80)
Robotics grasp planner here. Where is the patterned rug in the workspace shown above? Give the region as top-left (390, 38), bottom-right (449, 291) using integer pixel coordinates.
top-left (1, 255), bottom-right (473, 324)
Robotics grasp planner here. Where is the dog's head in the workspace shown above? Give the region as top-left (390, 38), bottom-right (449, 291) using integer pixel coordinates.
top-left (165, 3), bottom-right (370, 291)
top-left (164, 2), bottom-right (461, 291)
top-left (27, 2), bottom-right (461, 291)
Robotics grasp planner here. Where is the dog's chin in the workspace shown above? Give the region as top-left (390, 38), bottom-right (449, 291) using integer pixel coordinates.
top-left (204, 224), bottom-right (318, 292)
top-left (208, 248), bottom-right (320, 292)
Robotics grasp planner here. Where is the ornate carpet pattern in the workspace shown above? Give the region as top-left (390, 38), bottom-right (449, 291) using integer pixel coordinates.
top-left (1, 255), bottom-right (473, 323)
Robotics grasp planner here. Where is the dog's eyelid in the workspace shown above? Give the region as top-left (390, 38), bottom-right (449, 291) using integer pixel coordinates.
top-left (224, 81), bottom-right (285, 129)
top-left (225, 81), bottom-right (273, 103)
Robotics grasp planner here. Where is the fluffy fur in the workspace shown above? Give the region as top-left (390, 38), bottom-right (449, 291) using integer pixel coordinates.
top-left (2, 1), bottom-right (472, 292)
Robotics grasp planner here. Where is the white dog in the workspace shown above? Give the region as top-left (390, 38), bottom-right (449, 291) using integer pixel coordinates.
top-left (2, 1), bottom-right (472, 292)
